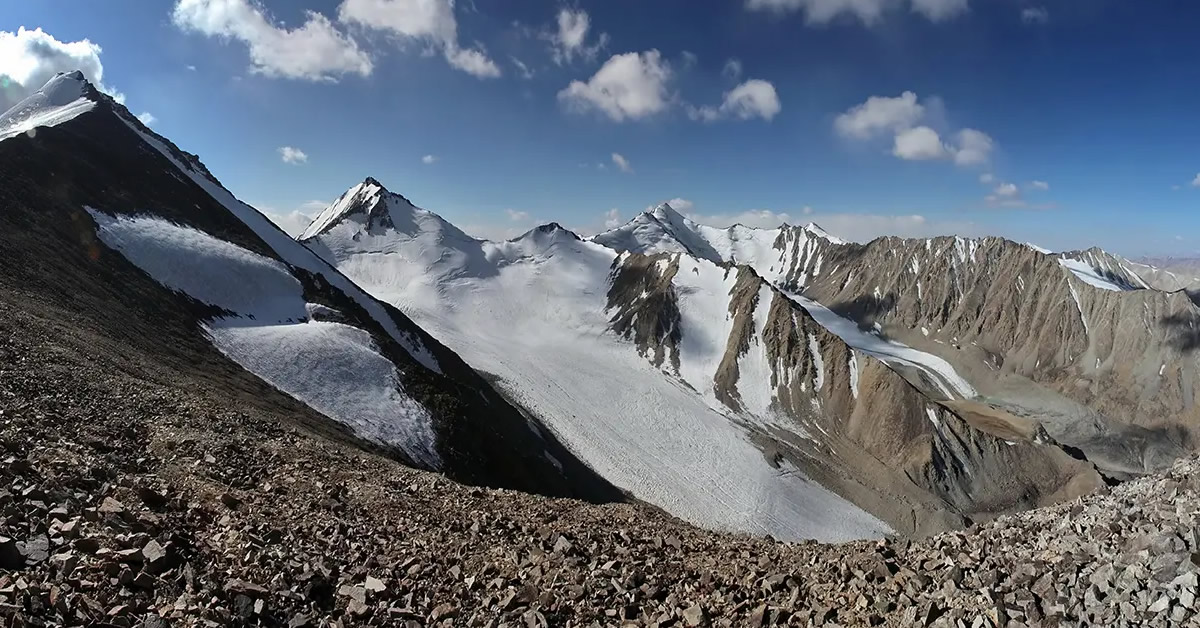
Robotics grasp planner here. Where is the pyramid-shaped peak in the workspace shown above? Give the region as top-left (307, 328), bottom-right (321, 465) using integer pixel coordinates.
top-left (801, 222), bottom-right (847, 244)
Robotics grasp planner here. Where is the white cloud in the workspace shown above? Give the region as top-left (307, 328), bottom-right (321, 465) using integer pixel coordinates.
top-left (689, 79), bottom-right (781, 122)
top-left (950, 128), bottom-right (993, 166)
top-left (993, 182), bottom-right (1019, 198)
top-left (336, 0), bottom-right (500, 78)
top-left (744, 0), bottom-right (967, 25)
top-left (186, 64), bottom-right (198, 71)
top-left (505, 208), bottom-right (529, 221)
top-left (260, 199), bottom-right (328, 236)
top-left (1191, 173), bottom-right (1200, 188)
top-left (172, 0), bottom-right (372, 81)
top-left (834, 91), bottom-right (924, 140)
top-left (837, 92), bottom-right (993, 167)
top-left (979, 173), bottom-right (995, 184)
top-left (547, 8), bottom-right (608, 65)
top-left (893, 126), bottom-right (946, 160)
top-left (137, 112), bottom-right (157, 126)
top-left (444, 46), bottom-right (501, 78)
top-left (603, 208), bottom-right (623, 229)
top-left (611, 152), bottom-right (633, 173)
top-left (558, 50), bottom-right (672, 122)
top-left (911, 0), bottom-right (968, 22)
top-left (664, 198), bottom-right (695, 212)
top-left (722, 58), bottom-right (743, 80)
top-left (510, 56), bottom-right (533, 79)
top-left (681, 51), bottom-right (698, 69)
top-left (278, 146), bottom-right (308, 164)
top-left (421, 154), bottom-right (437, 164)
top-left (1021, 7), bottom-right (1049, 24)
top-left (0, 27), bottom-right (126, 110)
top-left (982, 181), bottom-right (1054, 209)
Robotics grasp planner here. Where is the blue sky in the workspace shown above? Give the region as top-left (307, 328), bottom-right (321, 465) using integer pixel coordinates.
top-left (3, 0), bottom-right (1199, 255)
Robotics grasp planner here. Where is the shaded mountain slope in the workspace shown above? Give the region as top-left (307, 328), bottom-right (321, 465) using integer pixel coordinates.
top-left (0, 72), bottom-right (618, 502)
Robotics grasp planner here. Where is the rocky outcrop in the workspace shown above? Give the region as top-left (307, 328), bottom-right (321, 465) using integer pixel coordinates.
top-left (768, 230), bottom-right (1198, 476)
top-left (606, 253), bottom-right (1102, 536)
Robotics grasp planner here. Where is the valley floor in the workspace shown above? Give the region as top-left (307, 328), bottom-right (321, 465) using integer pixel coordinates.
top-left (1, 299), bottom-right (1197, 627)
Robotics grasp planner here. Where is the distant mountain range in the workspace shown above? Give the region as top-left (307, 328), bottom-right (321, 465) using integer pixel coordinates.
top-left (4, 72), bottom-right (1198, 544)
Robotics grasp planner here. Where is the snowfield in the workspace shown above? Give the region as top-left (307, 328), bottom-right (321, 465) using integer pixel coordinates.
top-left (87, 209), bottom-right (442, 468)
top-left (306, 196), bottom-right (892, 542)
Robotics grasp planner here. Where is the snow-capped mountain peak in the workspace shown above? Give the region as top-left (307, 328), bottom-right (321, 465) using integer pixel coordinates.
top-left (0, 69), bottom-right (99, 142)
top-left (800, 222), bottom-right (846, 245)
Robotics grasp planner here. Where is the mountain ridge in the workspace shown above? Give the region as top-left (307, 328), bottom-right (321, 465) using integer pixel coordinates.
top-left (0, 72), bottom-right (620, 502)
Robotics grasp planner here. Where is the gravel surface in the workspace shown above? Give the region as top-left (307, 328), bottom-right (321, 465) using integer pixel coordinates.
top-left (1, 302), bottom-right (1197, 627)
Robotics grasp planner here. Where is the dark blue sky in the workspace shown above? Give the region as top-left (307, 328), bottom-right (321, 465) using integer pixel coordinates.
top-left (4, 0), bottom-right (1199, 254)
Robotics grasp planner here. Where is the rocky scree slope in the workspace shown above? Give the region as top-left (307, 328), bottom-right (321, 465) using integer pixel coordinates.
top-left (0, 72), bottom-right (618, 502)
top-left (1, 308), bottom-right (1198, 627)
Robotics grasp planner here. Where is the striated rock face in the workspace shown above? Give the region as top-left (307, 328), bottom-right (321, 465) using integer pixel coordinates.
top-left (762, 230), bottom-right (1199, 477)
top-left (606, 253), bottom-right (1102, 536)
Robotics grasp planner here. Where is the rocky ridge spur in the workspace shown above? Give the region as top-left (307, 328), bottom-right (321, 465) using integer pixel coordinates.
top-left (0, 302), bottom-right (1197, 627)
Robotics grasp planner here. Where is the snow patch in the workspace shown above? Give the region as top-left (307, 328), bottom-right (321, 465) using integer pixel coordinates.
top-left (1058, 257), bottom-right (1128, 292)
top-left (848, 351), bottom-right (859, 399)
top-left (86, 209), bottom-right (441, 467)
top-left (786, 292), bottom-right (976, 400)
top-left (115, 117), bottom-right (443, 374)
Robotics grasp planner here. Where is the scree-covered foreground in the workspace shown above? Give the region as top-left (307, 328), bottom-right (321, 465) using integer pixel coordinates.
top-left (1, 302), bottom-right (1197, 627)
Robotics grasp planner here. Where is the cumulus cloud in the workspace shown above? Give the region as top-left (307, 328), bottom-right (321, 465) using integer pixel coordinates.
top-left (834, 91), bottom-right (925, 140)
top-left (979, 173), bottom-right (995, 184)
top-left (837, 91), bottom-right (993, 167)
top-left (603, 208), bottom-right (623, 229)
top-left (421, 154), bottom-right (437, 164)
top-left (278, 146), bottom-right (308, 164)
top-left (893, 126), bottom-right (946, 160)
top-left (1191, 173), bottom-right (1200, 188)
top-left (611, 152), bottom-right (633, 173)
top-left (663, 198), bottom-right (695, 212)
top-left (722, 58), bottom-right (743, 80)
top-left (1021, 7), bottom-right (1049, 24)
top-left (993, 182), bottom-right (1019, 198)
top-left (172, 0), bottom-right (372, 81)
top-left (137, 112), bottom-right (157, 126)
top-left (260, 199), bottom-right (329, 236)
top-left (744, 0), bottom-right (967, 25)
top-left (0, 27), bottom-right (126, 110)
top-left (336, 0), bottom-right (500, 78)
top-left (546, 8), bottom-right (608, 65)
top-left (951, 128), bottom-right (993, 166)
top-left (558, 50), bottom-right (672, 121)
top-left (689, 79), bottom-right (781, 122)
top-left (505, 208), bottom-right (529, 221)
top-left (982, 180), bottom-right (1054, 209)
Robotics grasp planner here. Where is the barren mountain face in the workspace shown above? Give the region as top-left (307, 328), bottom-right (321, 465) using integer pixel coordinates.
top-left (0, 72), bottom-right (618, 503)
top-left (300, 185), bottom-right (1168, 540)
